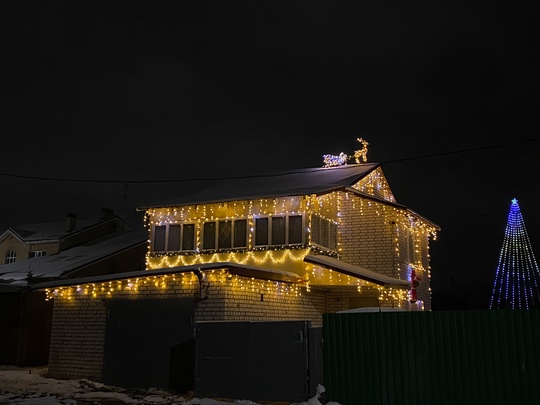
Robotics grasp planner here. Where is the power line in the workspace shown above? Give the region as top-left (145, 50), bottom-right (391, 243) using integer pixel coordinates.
top-left (1, 138), bottom-right (538, 184)
top-left (381, 138), bottom-right (540, 165)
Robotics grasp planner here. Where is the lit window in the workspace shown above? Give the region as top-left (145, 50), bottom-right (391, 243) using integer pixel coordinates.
top-left (5, 249), bottom-right (16, 264)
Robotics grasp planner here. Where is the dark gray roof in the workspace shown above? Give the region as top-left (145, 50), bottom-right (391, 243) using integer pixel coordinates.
top-left (2, 215), bottom-right (131, 243)
top-left (138, 163), bottom-right (380, 209)
top-left (0, 229), bottom-right (147, 284)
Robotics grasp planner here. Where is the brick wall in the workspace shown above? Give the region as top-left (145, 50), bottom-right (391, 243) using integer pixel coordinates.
top-left (47, 298), bottom-right (107, 380)
top-left (338, 192), bottom-right (436, 310)
top-left (46, 272), bottom-right (329, 381)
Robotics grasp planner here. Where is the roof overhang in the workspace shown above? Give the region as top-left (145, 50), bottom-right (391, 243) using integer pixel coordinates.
top-left (303, 254), bottom-right (409, 289)
top-left (31, 262), bottom-right (303, 290)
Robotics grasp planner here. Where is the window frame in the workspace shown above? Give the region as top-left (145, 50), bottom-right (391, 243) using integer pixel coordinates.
top-left (202, 218), bottom-right (249, 251)
top-left (5, 249), bottom-right (16, 264)
top-left (152, 222), bottom-right (196, 253)
top-left (254, 214), bottom-right (305, 247)
top-left (29, 250), bottom-right (47, 258)
top-left (310, 213), bottom-right (338, 251)
top-left (407, 230), bottom-right (416, 264)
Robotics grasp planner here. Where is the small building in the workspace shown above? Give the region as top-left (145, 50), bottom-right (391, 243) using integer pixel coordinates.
top-left (0, 211), bottom-right (147, 366)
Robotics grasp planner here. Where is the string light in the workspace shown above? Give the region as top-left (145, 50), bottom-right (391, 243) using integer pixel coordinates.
top-left (44, 270), bottom-right (303, 301)
top-left (45, 157), bottom-right (438, 310)
top-left (490, 198), bottom-right (540, 309)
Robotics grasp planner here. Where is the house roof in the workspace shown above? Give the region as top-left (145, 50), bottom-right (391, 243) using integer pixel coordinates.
top-left (0, 229), bottom-right (147, 284)
top-left (137, 163), bottom-right (381, 209)
top-left (31, 261), bottom-right (304, 290)
top-left (303, 254), bottom-right (410, 289)
top-left (0, 214), bottom-right (132, 244)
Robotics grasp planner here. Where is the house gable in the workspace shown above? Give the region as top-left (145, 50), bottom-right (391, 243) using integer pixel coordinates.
top-left (351, 167), bottom-right (396, 202)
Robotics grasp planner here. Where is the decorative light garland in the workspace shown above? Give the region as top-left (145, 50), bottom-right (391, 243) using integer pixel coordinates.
top-left (136, 161), bottom-right (438, 309)
top-left (490, 198), bottom-right (540, 309)
top-left (45, 270), bottom-right (303, 301)
top-left (322, 138), bottom-right (369, 167)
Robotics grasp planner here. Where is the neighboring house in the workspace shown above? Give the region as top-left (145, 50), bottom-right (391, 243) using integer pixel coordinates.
top-left (0, 210), bottom-right (147, 366)
top-left (1, 208), bottom-right (129, 267)
top-left (31, 162), bottom-right (440, 397)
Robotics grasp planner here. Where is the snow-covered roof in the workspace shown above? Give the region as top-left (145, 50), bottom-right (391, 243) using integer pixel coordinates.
top-left (137, 163), bottom-right (380, 209)
top-left (304, 254), bottom-right (410, 288)
top-left (1, 215), bottom-right (131, 244)
top-left (0, 230), bottom-right (147, 283)
top-left (31, 261), bottom-right (303, 290)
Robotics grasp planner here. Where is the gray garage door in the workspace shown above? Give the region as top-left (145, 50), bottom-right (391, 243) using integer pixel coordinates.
top-left (103, 298), bottom-right (195, 391)
top-left (195, 320), bottom-right (323, 403)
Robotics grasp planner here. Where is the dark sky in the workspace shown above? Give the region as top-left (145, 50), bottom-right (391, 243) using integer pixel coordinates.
top-left (1, 1), bottom-right (539, 310)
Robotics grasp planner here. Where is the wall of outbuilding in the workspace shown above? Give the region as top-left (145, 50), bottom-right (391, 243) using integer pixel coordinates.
top-left (45, 271), bottom-right (336, 382)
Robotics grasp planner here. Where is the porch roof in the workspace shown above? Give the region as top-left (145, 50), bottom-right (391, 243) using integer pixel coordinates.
top-left (31, 261), bottom-right (303, 290)
top-left (304, 254), bottom-right (410, 289)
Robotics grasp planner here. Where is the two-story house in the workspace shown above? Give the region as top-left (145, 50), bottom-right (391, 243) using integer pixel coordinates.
top-left (1, 209), bottom-right (127, 266)
top-left (32, 161), bottom-right (439, 389)
top-left (141, 162), bottom-right (439, 310)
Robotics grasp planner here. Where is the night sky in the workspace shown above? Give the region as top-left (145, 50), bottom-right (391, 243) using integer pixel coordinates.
top-left (1, 2), bottom-right (539, 310)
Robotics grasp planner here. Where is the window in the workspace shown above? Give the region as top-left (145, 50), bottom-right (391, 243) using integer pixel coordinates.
top-left (154, 226), bottom-right (167, 251)
top-left (271, 216), bottom-right (285, 245)
top-left (255, 217), bottom-right (269, 246)
top-left (218, 220), bottom-right (232, 249)
top-left (203, 219), bottom-right (248, 250)
top-left (29, 250), bottom-right (46, 258)
top-left (5, 249), bottom-right (16, 264)
top-left (255, 214), bottom-right (304, 247)
top-left (153, 223), bottom-right (196, 252)
top-left (288, 215), bottom-right (303, 244)
top-left (182, 224), bottom-right (195, 250)
top-left (168, 224), bottom-right (181, 251)
top-left (311, 214), bottom-right (338, 250)
top-left (203, 222), bottom-right (216, 250)
top-left (233, 219), bottom-right (247, 248)
top-left (407, 231), bottom-right (416, 263)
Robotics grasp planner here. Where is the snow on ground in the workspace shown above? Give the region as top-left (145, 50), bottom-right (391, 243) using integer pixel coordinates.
top-left (0, 366), bottom-right (340, 405)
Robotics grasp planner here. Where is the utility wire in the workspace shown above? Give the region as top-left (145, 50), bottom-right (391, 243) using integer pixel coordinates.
top-left (1, 138), bottom-right (538, 184)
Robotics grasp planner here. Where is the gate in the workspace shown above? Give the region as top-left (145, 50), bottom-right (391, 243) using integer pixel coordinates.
top-left (195, 320), bottom-right (323, 403)
top-left (103, 298), bottom-right (195, 391)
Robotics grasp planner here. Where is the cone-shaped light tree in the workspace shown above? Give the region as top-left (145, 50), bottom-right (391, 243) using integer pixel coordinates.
top-left (490, 198), bottom-right (540, 309)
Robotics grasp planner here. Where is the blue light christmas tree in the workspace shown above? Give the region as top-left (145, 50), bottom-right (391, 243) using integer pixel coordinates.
top-left (490, 198), bottom-right (540, 309)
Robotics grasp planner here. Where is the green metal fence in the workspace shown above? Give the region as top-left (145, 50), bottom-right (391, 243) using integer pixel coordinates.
top-left (322, 310), bottom-right (540, 405)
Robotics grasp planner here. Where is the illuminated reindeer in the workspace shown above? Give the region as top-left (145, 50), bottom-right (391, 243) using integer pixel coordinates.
top-left (353, 137), bottom-right (369, 163)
